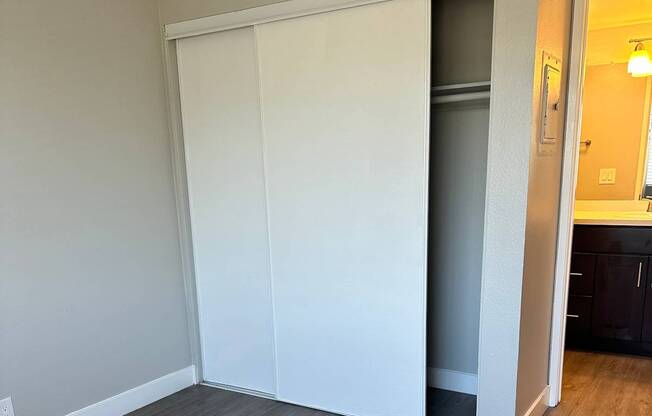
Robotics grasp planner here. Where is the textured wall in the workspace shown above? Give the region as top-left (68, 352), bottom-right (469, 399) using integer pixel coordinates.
top-left (515, 0), bottom-right (572, 413)
top-left (477, 0), bottom-right (572, 413)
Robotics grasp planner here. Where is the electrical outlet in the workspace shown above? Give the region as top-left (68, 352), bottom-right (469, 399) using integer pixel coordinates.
top-left (0, 397), bottom-right (14, 416)
top-left (599, 168), bottom-right (616, 185)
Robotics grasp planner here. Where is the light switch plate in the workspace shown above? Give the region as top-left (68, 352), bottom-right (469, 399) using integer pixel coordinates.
top-left (599, 168), bottom-right (616, 185)
top-left (0, 397), bottom-right (14, 416)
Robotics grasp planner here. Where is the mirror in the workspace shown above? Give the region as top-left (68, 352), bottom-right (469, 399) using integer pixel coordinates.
top-left (575, 20), bottom-right (652, 205)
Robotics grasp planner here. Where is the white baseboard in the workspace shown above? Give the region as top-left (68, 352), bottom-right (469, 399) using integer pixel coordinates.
top-left (427, 367), bottom-right (477, 395)
top-left (522, 385), bottom-right (550, 416)
top-left (67, 365), bottom-right (196, 416)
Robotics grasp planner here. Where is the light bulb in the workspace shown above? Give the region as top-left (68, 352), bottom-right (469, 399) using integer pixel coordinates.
top-left (628, 43), bottom-right (652, 77)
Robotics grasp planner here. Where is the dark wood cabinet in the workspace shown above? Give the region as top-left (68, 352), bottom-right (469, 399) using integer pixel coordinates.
top-left (566, 253), bottom-right (596, 344)
top-left (591, 255), bottom-right (647, 341)
top-left (567, 226), bottom-right (652, 356)
top-left (566, 295), bottom-right (592, 341)
top-left (569, 253), bottom-right (595, 296)
top-left (643, 261), bottom-right (652, 343)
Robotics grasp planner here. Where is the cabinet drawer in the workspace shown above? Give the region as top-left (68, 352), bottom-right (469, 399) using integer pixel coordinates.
top-left (566, 295), bottom-right (592, 340)
top-left (569, 253), bottom-right (596, 296)
top-left (573, 226), bottom-right (652, 254)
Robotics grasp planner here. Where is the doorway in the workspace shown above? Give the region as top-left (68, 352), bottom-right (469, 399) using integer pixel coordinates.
top-left (549, 0), bottom-right (652, 413)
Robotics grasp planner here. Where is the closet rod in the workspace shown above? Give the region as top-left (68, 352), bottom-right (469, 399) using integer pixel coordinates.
top-left (431, 90), bottom-right (490, 104)
top-left (431, 81), bottom-right (491, 93)
top-left (431, 81), bottom-right (491, 104)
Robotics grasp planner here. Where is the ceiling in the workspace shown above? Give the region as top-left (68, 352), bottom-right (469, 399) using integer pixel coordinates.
top-left (589, 0), bottom-right (652, 30)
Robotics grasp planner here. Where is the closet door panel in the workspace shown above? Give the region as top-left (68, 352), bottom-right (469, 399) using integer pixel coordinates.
top-left (176, 28), bottom-right (276, 394)
top-left (256, 1), bottom-right (429, 414)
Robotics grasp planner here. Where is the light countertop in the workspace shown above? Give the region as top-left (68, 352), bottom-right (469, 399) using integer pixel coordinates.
top-left (574, 200), bottom-right (652, 226)
top-left (574, 210), bottom-right (652, 226)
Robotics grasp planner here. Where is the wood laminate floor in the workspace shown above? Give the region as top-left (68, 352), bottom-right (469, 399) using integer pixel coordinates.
top-left (546, 350), bottom-right (652, 416)
top-left (128, 385), bottom-right (476, 416)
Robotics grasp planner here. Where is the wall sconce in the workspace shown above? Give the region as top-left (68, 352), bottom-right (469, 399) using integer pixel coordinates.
top-left (628, 39), bottom-right (652, 78)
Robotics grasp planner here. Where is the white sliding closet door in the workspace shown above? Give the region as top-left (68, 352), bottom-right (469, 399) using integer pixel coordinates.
top-left (176, 0), bottom-right (429, 413)
top-left (176, 28), bottom-right (276, 395)
top-left (256, 1), bottom-right (429, 414)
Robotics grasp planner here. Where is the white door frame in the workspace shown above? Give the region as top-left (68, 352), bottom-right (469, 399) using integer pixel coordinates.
top-left (163, 0), bottom-right (392, 40)
top-left (547, 0), bottom-right (589, 407)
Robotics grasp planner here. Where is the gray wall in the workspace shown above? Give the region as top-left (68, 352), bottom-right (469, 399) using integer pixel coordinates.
top-left (428, 104), bottom-right (489, 374)
top-left (0, 1), bottom-right (191, 415)
top-left (428, 0), bottom-right (492, 376)
top-left (157, 0), bottom-right (287, 24)
top-left (431, 0), bottom-right (494, 86)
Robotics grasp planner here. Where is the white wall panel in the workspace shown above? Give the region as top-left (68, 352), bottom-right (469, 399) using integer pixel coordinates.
top-left (256, 1), bottom-right (429, 414)
top-left (176, 27), bottom-right (276, 394)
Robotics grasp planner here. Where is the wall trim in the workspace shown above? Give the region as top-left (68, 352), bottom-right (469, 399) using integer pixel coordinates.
top-left (164, 0), bottom-right (391, 40)
top-left (523, 385), bottom-right (550, 416)
top-left (420, 0), bottom-right (432, 412)
top-left (634, 77), bottom-right (652, 199)
top-left (67, 366), bottom-right (196, 416)
top-left (426, 367), bottom-right (478, 395)
top-left (548, 0), bottom-right (589, 407)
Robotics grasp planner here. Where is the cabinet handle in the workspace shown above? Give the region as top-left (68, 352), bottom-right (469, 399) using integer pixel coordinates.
top-left (637, 262), bottom-right (643, 288)
top-left (569, 272), bottom-right (583, 277)
top-left (567, 314), bottom-right (580, 318)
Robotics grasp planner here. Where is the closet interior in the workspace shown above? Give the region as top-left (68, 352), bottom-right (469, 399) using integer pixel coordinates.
top-left (171, 0), bottom-right (494, 414)
top-left (427, 0), bottom-right (493, 402)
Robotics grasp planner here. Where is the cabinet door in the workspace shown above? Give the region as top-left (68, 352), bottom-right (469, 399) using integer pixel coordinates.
top-left (592, 255), bottom-right (647, 341)
top-left (569, 253), bottom-right (596, 296)
top-left (642, 260), bottom-right (652, 343)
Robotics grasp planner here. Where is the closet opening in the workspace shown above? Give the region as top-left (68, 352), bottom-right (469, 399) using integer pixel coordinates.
top-left (426, 0), bottom-right (492, 415)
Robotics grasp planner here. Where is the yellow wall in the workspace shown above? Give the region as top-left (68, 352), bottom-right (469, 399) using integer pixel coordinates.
top-left (575, 63), bottom-right (649, 200)
top-left (585, 22), bottom-right (652, 66)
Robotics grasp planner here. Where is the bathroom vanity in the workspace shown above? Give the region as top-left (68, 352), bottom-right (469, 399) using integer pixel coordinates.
top-left (567, 222), bottom-right (652, 356)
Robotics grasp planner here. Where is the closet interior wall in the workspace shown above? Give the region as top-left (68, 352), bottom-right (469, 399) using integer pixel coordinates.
top-left (427, 0), bottom-right (493, 391)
